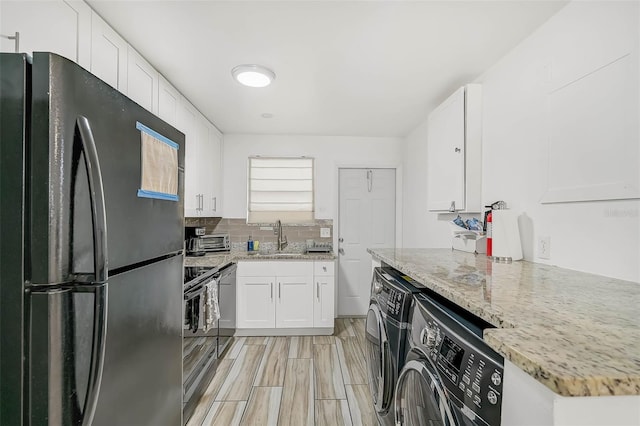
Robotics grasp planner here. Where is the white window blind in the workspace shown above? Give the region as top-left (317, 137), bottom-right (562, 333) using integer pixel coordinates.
top-left (248, 157), bottom-right (314, 223)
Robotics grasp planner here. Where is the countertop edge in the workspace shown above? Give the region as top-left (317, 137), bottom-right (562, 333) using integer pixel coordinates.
top-left (185, 252), bottom-right (336, 267)
top-left (368, 248), bottom-right (640, 398)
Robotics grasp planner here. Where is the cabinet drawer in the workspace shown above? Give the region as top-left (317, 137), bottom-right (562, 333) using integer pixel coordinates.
top-left (238, 261), bottom-right (314, 277)
top-left (237, 261), bottom-right (274, 276)
top-left (272, 261), bottom-right (313, 276)
top-left (314, 261), bottom-right (335, 276)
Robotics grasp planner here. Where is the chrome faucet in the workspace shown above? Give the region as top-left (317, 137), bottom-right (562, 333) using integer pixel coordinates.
top-left (275, 219), bottom-right (288, 251)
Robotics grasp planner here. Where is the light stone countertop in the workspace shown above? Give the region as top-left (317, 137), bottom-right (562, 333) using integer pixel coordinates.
top-left (368, 248), bottom-right (640, 397)
top-left (184, 251), bottom-right (336, 267)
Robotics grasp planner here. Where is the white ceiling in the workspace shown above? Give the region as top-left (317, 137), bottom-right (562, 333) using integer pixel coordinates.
top-left (87, 1), bottom-right (567, 137)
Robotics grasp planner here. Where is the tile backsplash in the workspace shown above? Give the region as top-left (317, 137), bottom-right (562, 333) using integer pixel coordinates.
top-left (185, 217), bottom-right (333, 252)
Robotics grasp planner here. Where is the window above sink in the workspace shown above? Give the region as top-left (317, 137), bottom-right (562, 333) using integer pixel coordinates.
top-left (247, 156), bottom-right (314, 224)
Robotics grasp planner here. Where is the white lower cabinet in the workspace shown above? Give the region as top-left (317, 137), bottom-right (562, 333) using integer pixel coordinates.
top-left (236, 275), bottom-right (275, 328)
top-left (314, 261), bottom-right (335, 328)
top-left (276, 276), bottom-right (314, 328)
top-left (237, 260), bottom-right (334, 332)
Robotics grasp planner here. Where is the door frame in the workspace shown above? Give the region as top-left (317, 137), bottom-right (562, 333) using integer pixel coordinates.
top-left (334, 163), bottom-right (403, 317)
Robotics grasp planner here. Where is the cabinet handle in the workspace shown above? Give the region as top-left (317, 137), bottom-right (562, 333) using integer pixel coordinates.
top-left (270, 282), bottom-right (273, 300)
top-left (278, 282), bottom-right (281, 300)
top-left (449, 201), bottom-right (456, 212)
top-left (212, 197), bottom-right (217, 211)
top-left (1, 32), bottom-right (20, 53)
top-left (454, 147), bottom-right (461, 153)
top-left (316, 282), bottom-right (319, 300)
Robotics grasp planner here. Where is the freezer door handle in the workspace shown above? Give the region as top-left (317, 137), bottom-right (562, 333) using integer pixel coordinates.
top-left (76, 116), bottom-right (109, 283)
top-left (76, 282), bottom-right (108, 426)
top-left (30, 282), bottom-right (108, 425)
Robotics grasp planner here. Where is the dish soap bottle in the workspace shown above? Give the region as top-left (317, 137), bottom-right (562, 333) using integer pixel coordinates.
top-left (247, 235), bottom-right (254, 252)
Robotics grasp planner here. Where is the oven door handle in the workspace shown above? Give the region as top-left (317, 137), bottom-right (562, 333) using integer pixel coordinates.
top-left (184, 284), bottom-right (207, 301)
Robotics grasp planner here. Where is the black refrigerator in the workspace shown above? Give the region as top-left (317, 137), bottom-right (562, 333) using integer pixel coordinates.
top-left (1, 52), bottom-right (185, 425)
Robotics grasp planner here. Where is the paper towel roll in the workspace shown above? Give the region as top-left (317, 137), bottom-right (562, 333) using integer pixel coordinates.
top-left (491, 210), bottom-right (523, 261)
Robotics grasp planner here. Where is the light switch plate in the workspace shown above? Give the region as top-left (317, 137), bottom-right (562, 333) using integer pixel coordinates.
top-left (320, 227), bottom-right (331, 238)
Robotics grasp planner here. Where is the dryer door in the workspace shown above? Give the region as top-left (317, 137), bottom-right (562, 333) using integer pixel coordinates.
top-left (395, 358), bottom-right (458, 426)
top-left (365, 303), bottom-right (394, 413)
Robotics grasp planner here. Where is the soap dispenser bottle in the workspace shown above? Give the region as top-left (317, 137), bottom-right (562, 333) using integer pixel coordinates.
top-left (247, 235), bottom-right (254, 251)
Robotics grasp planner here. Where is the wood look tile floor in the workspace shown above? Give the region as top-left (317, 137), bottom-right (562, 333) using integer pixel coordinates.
top-left (187, 318), bottom-right (376, 426)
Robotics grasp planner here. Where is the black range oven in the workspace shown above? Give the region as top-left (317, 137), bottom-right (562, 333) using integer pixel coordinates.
top-left (182, 263), bottom-right (236, 424)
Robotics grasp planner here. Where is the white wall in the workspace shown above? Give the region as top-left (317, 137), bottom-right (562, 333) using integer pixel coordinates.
top-left (403, 1), bottom-right (640, 282)
top-left (222, 134), bottom-right (403, 233)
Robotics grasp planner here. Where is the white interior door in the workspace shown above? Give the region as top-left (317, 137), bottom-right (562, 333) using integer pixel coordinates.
top-left (338, 168), bottom-right (395, 316)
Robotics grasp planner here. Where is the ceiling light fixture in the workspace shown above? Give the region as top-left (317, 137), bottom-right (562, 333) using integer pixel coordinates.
top-left (231, 64), bottom-right (275, 88)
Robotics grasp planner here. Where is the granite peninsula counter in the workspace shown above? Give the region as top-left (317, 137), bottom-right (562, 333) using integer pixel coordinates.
top-left (368, 248), bottom-right (640, 398)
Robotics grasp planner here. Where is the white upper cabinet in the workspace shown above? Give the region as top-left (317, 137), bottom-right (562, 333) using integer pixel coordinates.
top-left (177, 98), bottom-right (200, 216)
top-left (158, 76), bottom-right (180, 127)
top-left (206, 123), bottom-right (223, 215)
top-left (90, 11), bottom-right (127, 92)
top-left (2, 0), bottom-right (224, 217)
top-left (1, 0), bottom-right (91, 68)
top-left (194, 113), bottom-right (211, 212)
top-left (126, 46), bottom-right (159, 114)
top-left (427, 84), bottom-right (482, 213)
top-left (178, 105), bottom-right (223, 217)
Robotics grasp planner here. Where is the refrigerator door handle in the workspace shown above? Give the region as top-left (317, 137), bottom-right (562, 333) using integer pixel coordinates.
top-left (75, 283), bottom-right (108, 426)
top-left (75, 116), bottom-right (109, 283)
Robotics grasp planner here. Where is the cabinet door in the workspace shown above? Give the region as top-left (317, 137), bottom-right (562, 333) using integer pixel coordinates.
top-left (158, 76), bottom-right (180, 127)
top-left (276, 276), bottom-right (314, 328)
top-left (90, 11), bottom-right (128, 92)
top-left (194, 114), bottom-right (212, 212)
top-left (177, 99), bottom-right (200, 216)
top-left (427, 87), bottom-right (465, 211)
top-left (127, 46), bottom-right (159, 114)
top-left (237, 276), bottom-right (275, 328)
top-left (314, 275), bottom-right (335, 328)
top-left (1, 0), bottom-right (91, 68)
top-left (207, 123), bottom-right (223, 215)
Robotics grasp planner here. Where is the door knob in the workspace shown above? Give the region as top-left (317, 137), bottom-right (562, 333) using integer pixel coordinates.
top-left (339, 248), bottom-right (345, 255)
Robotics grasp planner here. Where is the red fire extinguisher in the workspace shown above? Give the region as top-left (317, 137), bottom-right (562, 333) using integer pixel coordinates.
top-left (486, 210), bottom-right (493, 257)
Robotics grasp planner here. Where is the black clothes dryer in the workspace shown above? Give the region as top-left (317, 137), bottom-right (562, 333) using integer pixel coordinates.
top-left (395, 292), bottom-right (504, 426)
top-left (365, 267), bottom-right (422, 426)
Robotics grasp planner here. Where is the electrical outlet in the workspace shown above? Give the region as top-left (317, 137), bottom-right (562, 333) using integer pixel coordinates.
top-left (320, 227), bottom-right (331, 238)
top-left (538, 236), bottom-right (551, 259)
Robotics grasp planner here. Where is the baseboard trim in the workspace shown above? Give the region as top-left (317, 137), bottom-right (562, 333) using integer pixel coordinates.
top-left (235, 327), bottom-right (334, 336)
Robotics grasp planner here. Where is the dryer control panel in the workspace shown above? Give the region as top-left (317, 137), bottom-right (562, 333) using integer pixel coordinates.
top-left (372, 268), bottom-right (417, 323)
